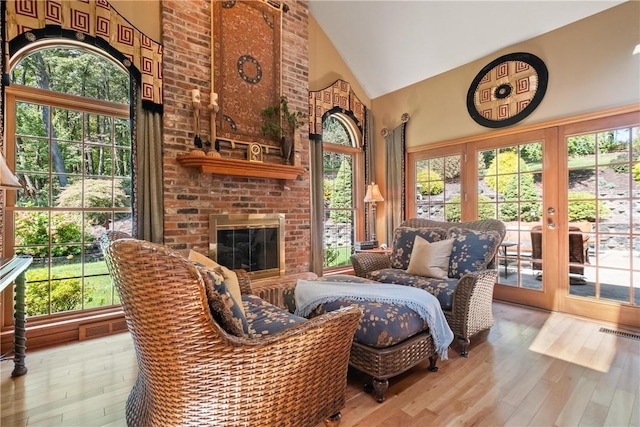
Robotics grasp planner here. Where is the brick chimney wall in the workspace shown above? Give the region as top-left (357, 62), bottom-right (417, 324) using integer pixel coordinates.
top-left (161, 0), bottom-right (312, 275)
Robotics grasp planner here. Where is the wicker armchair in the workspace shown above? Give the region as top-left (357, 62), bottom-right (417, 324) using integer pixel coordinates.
top-left (103, 238), bottom-right (361, 427)
top-left (352, 218), bottom-right (505, 357)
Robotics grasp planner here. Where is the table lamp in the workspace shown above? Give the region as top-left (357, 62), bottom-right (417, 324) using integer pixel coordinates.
top-left (364, 182), bottom-right (384, 242)
top-left (0, 151), bottom-right (21, 189)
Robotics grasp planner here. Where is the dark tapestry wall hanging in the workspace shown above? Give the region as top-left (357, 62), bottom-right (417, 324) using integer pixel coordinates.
top-left (214, 0), bottom-right (281, 146)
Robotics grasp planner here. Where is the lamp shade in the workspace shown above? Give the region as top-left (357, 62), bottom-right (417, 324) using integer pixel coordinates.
top-left (364, 183), bottom-right (384, 203)
top-left (0, 151), bottom-right (22, 189)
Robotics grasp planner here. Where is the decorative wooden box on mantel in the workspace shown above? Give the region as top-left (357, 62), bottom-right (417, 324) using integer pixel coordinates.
top-left (176, 153), bottom-right (305, 180)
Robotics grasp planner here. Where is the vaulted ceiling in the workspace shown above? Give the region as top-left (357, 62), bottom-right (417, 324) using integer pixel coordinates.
top-left (309, 1), bottom-right (626, 99)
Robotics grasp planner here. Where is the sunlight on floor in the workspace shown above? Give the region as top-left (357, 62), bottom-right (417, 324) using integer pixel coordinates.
top-left (528, 312), bottom-right (617, 373)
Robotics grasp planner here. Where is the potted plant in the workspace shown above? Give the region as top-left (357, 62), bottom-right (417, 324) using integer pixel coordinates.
top-left (261, 96), bottom-right (306, 164)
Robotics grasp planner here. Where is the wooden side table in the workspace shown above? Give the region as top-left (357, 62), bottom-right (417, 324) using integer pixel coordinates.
top-left (0, 256), bottom-right (33, 377)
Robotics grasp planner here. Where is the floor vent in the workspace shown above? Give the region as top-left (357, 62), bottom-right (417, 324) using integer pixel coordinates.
top-left (599, 327), bottom-right (640, 341)
top-left (79, 319), bottom-right (128, 341)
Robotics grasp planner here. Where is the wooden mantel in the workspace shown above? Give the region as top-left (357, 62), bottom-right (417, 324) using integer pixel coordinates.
top-left (176, 153), bottom-right (305, 180)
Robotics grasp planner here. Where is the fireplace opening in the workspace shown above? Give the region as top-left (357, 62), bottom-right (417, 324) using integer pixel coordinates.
top-left (209, 214), bottom-right (285, 279)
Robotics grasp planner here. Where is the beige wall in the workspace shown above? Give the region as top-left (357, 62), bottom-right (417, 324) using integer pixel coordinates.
top-left (308, 15), bottom-right (370, 108)
top-left (371, 1), bottom-right (640, 151)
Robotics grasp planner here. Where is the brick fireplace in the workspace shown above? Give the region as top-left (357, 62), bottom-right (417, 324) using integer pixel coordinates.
top-left (160, 1), bottom-right (312, 278)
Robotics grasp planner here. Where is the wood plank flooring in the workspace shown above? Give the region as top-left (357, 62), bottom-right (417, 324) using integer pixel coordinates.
top-left (1, 301), bottom-right (638, 426)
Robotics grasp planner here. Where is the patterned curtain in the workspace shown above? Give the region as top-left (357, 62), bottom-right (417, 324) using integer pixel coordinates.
top-left (384, 116), bottom-right (408, 246)
top-left (3, 0), bottom-right (163, 110)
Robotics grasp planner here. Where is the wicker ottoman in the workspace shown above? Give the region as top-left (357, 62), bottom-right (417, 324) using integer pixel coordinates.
top-left (289, 275), bottom-right (441, 402)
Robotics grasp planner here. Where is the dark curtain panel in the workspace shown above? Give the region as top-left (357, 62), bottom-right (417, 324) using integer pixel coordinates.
top-left (384, 122), bottom-right (407, 246)
top-left (135, 95), bottom-right (164, 243)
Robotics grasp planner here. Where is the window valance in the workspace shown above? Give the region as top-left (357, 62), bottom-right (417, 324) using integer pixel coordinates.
top-left (3, 0), bottom-right (163, 110)
top-left (309, 79), bottom-right (365, 140)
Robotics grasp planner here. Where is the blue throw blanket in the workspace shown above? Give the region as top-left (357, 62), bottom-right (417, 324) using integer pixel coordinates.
top-left (294, 279), bottom-right (454, 360)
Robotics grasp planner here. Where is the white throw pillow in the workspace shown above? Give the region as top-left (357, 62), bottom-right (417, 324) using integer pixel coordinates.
top-left (188, 250), bottom-right (244, 315)
top-left (406, 236), bottom-right (455, 279)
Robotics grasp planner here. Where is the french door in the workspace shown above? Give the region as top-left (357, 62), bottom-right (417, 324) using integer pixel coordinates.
top-left (407, 108), bottom-right (640, 327)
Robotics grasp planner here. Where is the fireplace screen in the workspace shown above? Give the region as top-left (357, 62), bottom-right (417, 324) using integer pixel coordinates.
top-left (209, 214), bottom-right (285, 279)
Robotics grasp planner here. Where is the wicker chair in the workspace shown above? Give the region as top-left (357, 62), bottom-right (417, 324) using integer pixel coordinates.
top-left (103, 238), bottom-right (361, 427)
top-left (352, 218), bottom-right (505, 357)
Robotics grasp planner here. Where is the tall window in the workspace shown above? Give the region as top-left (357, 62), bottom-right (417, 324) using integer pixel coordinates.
top-left (322, 115), bottom-right (362, 270)
top-left (6, 45), bottom-right (132, 318)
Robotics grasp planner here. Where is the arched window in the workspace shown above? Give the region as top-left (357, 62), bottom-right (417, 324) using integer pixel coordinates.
top-left (322, 114), bottom-right (364, 270)
top-left (5, 43), bottom-right (133, 319)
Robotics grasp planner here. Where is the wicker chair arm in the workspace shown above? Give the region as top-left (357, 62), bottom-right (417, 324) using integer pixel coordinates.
top-left (351, 252), bottom-right (391, 277)
top-left (234, 269), bottom-right (253, 295)
top-left (447, 269), bottom-right (497, 339)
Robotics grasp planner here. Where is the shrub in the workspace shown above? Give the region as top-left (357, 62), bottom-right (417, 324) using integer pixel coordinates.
top-left (632, 160), bottom-right (640, 182)
top-left (445, 195), bottom-right (495, 222)
top-left (568, 192), bottom-right (610, 222)
top-left (484, 151), bottom-right (525, 194)
top-left (14, 211), bottom-right (89, 257)
top-left (499, 173), bottom-right (541, 222)
top-left (25, 267), bottom-right (91, 316)
top-left (56, 179), bottom-right (129, 225)
top-left (416, 169), bottom-right (444, 195)
top-left (427, 157), bottom-right (461, 180)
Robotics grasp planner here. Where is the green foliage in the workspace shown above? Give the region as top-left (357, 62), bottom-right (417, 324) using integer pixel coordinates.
top-left (323, 178), bottom-right (334, 201)
top-left (322, 115), bottom-right (351, 146)
top-left (567, 134), bottom-right (596, 157)
top-left (14, 211), bottom-right (89, 257)
top-left (329, 159), bottom-right (353, 224)
top-left (416, 169), bottom-right (444, 195)
top-left (56, 179), bottom-right (129, 225)
top-left (261, 96), bottom-right (306, 141)
top-left (445, 195), bottom-right (495, 222)
top-left (25, 268), bottom-right (89, 316)
top-left (426, 156), bottom-right (461, 180)
top-left (484, 151), bottom-right (525, 194)
top-left (633, 160), bottom-right (640, 183)
top-left (568, 192), bottom-right (610, 222)
top-left (323, 247), bottom-right (338, 268)
top-left (499, 174), bottom-right (541, 222)
top-left (11, 48), bottom-right (129, 103)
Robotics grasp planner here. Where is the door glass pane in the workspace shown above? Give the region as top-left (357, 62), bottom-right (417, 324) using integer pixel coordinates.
top-left (567, 125), bottom-right (640, 306)
top-left (414, 155), bottom-right (461, 221)
top-left (480, 142), bottom-right (543, 290)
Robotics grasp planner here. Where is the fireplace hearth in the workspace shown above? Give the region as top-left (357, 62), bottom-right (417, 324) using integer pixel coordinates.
top-left (209, 214), bottom-right (285, 279)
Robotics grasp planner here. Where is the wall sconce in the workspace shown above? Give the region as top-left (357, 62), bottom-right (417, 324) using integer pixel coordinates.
top-left (364, 182), bottom-right (384, 242)
top-left (0, 151), bottom-right (21, 189)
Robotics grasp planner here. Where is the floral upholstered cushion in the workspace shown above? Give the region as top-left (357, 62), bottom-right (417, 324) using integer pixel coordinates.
top-left (368, 268), bottom-right (458, 311)
top-left (390, 227), bottom-right (447, 270)
top-left (242, 295), bottom-right (306, 337)
top-left (198, 266), bottom-right (249, 337)
top-left (447, 227), bottom-right (502, 278)
top-left (310, 299), bottom-right (426, 348)
top-left (188, 250), bottom-right (244, 316)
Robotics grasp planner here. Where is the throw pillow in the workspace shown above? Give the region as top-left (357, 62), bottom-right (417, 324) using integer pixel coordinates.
top-left (198, 265), bottom-right (249, 337)
top-left (188, 250), bottom-right (244, 316)
top-left (447, 227), bottom-right (502, 278)
top-left (390, 227), bottom-right (447, 270)
top-left (406, 236), bottom-right (455, 279)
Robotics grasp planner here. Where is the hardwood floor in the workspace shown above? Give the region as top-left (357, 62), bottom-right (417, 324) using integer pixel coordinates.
top-left (2, 301), bottom-right (638, 426)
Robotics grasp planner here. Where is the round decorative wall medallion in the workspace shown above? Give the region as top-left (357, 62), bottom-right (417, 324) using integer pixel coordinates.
top-left (466, 52), bottom-right (548, 128)
top-left (237, 55), bottom-right (262, 84)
